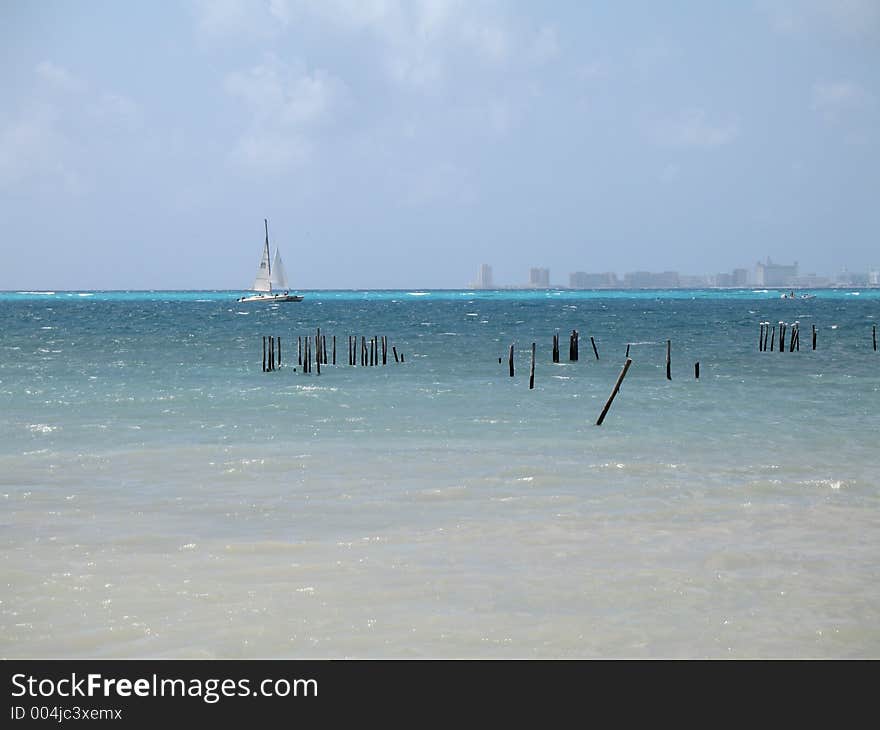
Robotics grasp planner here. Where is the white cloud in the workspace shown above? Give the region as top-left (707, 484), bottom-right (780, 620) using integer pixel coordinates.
top-left (653, 108), bottom-right (739, 149)
top-left (190, 0), bottom-right (285, 43)
top-left (225, 57), bottom-right (348, 172)
top-left (0, 62), bottom-right (139, 192)
top-left (811, 80), bottom-right (873, 119)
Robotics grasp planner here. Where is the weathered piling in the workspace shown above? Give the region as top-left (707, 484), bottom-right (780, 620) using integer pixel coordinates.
top-left (763, 322), bottom-right (770, 352)
top-left (874, 324), bottom-right (877, 352)
top-left (361, 336), bottom-right (366, 367)
top-left (400, 353), bottom-right (405, 362)
top-left (530, 342), bottom-right (536, 389)
top-left (270, 336), bottom-right (276, 371)
top-left (596, 358), bottom-right (633, 426)
top-left (625, 343), bottom-right (631, 358)
top-left (789, 323), bottom-right (798, 353)
top-left (393, 346), bottom-right (399, 363)
top-left (666, 339), bottom-right (671, 380)
top-left (695, 361), bottom-right (700, 379)
top-left (812, 324), bottom-right (817, 351)
top-left (262, 336), bottom-right (267, 372)
top-left (382, 336), bottom-right (387, 365)
top-left (569, 330), bottom-right (579, 361)
top-left (322, 335), bottom-right (327, 364)
top-left (277, 337), bottom-right (282, 367)
top-left (298, 336), bottom-right (302, 366)
top-left (590, 336), bottom-right (599, 360)
top-left (779, 323), bottom-right (786, 354)
top-left (509, 344), bottom-right (515, 377)
top-left (332, 336), bottom-right (336, 366)
top-left (552, 333), bottom-right (559, 363)
top-left (759, 322), bottom-right (765, 351)
top-left (770, 325), bottom-right (776, 352)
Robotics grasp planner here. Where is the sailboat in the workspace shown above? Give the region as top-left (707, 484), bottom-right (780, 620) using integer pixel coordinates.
top-left (237, 219), bottom-right (303, 303)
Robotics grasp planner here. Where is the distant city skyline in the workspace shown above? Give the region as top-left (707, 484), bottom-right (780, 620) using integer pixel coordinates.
top-left (471, 258), bottom-right (880, 289)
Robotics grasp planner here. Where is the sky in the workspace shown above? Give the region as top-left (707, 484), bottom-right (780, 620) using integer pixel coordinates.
top-left (1, 0), bottom-right (879, 289)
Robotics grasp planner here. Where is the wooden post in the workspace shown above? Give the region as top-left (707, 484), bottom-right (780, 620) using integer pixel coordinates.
top-left (361, 336), bottom-right (366, 366)
top-left (789, 324), bottom-right (797, 353)
top-left (596, 358), bottom-right (633, 426)
top-left (770, 326), bottom-right (776, 352)
top-left (382, 336), bottom-right (387, 365)
top-left (393, 346), bottom-right (399, 363)
top-left (763, 322), bottom-right (770, 352)
top-left (509, 344), bottom-right (515, 377)
top-left (666, 339), bottom-right (671, 380)
top-left (530, 342), bottom-right (536, 389)
top-left (779, 323), bottom-right (786, 354)
top-left (874, 324), bottom-right (877, 352)
top-left (552, 333), bottom-right (559, 363)
top-left (590, 336), bottom-right (599, 360)
top-left (400, 353), bottom-right (404, 363)
top-left (759, 322), bottom-right (765, 351)
top-left (694, 361), bottom-right (700, 379)
top-left (271, 336), bottom-right (276, 371)
top-left (570, 330), bottom-right (579, 361)
top-left (262, 336), bottom-right (266, 372)
top-left (298, 336), bottom-right (302, 366)
top-left (332, 336), bottom-right (336, 366)
top-left (625, 343), bottom-right (630, 358)
top-left (812, 324), bottom-right (817, 351)
top-left (277, 337), bottom-right (282, 367)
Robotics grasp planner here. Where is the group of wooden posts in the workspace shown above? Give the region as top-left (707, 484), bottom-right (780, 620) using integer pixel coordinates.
top-left (503, 330), bottom-right (698, 425)
top-left (758, 322), bottom-right (878, 352)
top-left (261, 329), bottom-right (404, 374)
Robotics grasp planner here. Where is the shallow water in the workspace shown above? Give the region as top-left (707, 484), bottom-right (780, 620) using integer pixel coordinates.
top-left (1, 289), bottom-right (878, 657)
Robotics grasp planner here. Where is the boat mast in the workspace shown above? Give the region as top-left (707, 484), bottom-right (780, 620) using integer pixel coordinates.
top-left (264, 218), bottom-right (272, 293)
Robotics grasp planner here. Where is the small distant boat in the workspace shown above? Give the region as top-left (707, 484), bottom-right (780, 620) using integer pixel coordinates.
top-left (780, 291), bottom-right (815, 300)
top-left (238, 219), bottom-right (303, 303)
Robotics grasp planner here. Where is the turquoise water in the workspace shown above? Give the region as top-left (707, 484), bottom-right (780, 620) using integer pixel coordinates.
top-left (1, 289), bottom-right (879, 657)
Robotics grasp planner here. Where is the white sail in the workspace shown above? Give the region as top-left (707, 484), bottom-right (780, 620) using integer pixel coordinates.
top-left (270, 249), bottom-right (289, 290)
top-left (251, 243), bottom-right (272, 292)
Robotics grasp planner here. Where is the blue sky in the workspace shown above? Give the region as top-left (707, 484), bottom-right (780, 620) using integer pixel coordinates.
top-left (1, 0), bottom-right (878, 289)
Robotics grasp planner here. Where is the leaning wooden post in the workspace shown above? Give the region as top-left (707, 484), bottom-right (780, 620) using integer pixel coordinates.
top-left (596, 358), bottom-right (633, 426)
top-left (509, 344), bottom-right (515, 377)
top-left (590, 336), bottom-right (599, 360)
top-left (392, 346), bottom-right (399, 363)
top-left (262, 336), bottom-right (267, 372)
top-left (812, 324), bottom-right (817, 351)
top-left (789, 323), bottom-right (797, 353)
top-left (529, 342), bottom-right (536, 389)
top-left (666, 339), bottom-right (671, 380)
top-left (625, 343), bottom-right (630, 358)
top-left (694, 361), bottom-right (700, 379)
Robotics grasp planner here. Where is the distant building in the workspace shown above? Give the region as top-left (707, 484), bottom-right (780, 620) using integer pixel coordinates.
top-left (755, 258), bottom-right (798, 287)
top-left (529, 267), bottom-right (550, 288)
top-left (569, 271), bottom-right (618, 289)
top-left (623, 271), bottom-right (680, 288)
top-left (476, 264), bottom-right (493, 289)
top-left (869, 267), bottom-right (879, 286)
top-left (714, 268), bottom-right (749, 287)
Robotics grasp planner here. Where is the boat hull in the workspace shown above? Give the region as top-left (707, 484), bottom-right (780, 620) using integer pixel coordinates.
top-left (237, 293), bottom-right (304, 303)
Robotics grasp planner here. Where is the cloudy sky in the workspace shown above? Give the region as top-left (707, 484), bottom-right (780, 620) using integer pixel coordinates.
top-left (1, 0), bottom-right (878, 289)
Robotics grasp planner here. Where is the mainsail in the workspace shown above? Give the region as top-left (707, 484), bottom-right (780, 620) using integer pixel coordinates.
top-left (270, 249), bottom-right (288, 290)
top-left (251, 220), bottom-right (272, 292)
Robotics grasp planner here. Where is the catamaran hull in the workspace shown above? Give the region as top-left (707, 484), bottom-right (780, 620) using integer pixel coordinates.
top-left (237, 293), bottom-right (304, 303)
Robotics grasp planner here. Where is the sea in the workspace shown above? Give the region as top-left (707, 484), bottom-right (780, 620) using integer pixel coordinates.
top-left (1, 288), bottom-right (878, 658)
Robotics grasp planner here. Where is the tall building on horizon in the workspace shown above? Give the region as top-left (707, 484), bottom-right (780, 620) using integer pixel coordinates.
top-left (755, 257), bottom-right (798, 287)
top-left (529, 267), bottom-right (550, 288)
top-left (477, 263), bottom-right (493, 289)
